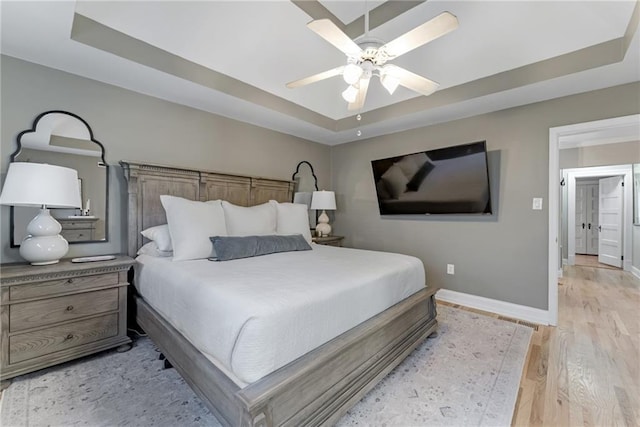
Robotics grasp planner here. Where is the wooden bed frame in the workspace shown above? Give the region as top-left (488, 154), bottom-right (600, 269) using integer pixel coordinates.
top-left (121, 161), bottom-right (438, 427)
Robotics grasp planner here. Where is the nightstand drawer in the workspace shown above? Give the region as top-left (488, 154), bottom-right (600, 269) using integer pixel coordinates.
top-left (9, 272), bottom-right (119, 301)
top-left (59, 221), bottom-right (97, 230)
top-left (61, 229), bottom-right (94, 242)
top-left (9, 313), bottom-right (118, 364)
top-left (10, 288), bottom-right (119, 332)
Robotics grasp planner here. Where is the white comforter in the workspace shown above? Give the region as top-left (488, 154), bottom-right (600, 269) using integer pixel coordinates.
top-left (135, 244), bottom-right (425, 385)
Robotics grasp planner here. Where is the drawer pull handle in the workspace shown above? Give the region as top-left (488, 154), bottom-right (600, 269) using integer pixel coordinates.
top-left (66, 305), bottom-right (74, 311)
top-left (66, 279), bottom-right (74, 284)
top-left (65, 334), bottom-right (74, 340)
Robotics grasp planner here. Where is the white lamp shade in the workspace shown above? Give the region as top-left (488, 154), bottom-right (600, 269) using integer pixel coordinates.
top-left (0, 163), bottom-right (82, 208)
top-left (311, 190), bottom-right (336, 210)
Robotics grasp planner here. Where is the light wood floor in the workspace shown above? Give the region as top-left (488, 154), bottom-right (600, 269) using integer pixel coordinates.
top-left (441, 264), bottom-right (640, 426)
top-left (575, 254), bottom-right (621, 271)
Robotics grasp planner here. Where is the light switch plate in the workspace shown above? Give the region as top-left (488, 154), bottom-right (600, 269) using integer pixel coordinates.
top-left (532, 197), bottom-right (543, 210)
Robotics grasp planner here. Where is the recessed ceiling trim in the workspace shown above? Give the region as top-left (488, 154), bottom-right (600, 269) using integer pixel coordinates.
top-left (67, 2), bottom-right (638, 140)
top-left (70, 13), bottom-right (336, 132)
top-left (334, 37), bottom-right (629, 131)
top-left (623, 0), bottom-right (640, 52)
top-left (291, 1), bottom-right (427, 40)
top-left (343, 1), bottom-right (427, 40)
top-left (291, 1), bottom-right (347, 27)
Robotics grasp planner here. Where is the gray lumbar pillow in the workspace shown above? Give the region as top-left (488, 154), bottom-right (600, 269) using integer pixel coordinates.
top-left (209, 234), bottom-right (311, 261)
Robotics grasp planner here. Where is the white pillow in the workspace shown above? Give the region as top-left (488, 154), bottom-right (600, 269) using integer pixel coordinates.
top-left (269, 201), bottom-right (312, 244)
top-left (396, 155), bottom-right (420, 178)
top-left (407, 152), bottom-right (429, 168)
top-left (140, 224), bottom-right (172, 252)
top-left (221, 201), bottom-right (277, 236)
top-left (160, 195), bottom-right (227, 261)
top-left (381, 164), bottom-right (409, 199)
top-left (137, 241), bottom-right (173, 258)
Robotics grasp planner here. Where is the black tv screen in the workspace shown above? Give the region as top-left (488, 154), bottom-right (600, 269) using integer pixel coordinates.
top-left (371, 141), bottom-right (492, 215)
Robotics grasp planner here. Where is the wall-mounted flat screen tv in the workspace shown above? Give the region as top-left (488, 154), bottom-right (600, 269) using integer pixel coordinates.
top-left (371, 141), bottom-right (492, 215)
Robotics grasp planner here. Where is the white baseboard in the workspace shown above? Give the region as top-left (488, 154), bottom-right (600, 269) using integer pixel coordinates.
top-left (562, 258), bottom-right (568, 266)
top-left (632, 265), bottom-right (640, 280)
top-left (436, 289), bottom-right (550, 325)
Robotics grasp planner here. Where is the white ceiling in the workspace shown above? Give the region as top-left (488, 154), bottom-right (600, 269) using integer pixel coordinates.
top-left (1, 1), bottom-right (638, 145)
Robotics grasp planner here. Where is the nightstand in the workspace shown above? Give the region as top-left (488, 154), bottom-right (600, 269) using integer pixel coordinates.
top-left (58, 217), bottom-right (99, 242)
top-left (312, 235), bottom-right (344, 247)
top-left (0, 255), bottom-right (134, 383)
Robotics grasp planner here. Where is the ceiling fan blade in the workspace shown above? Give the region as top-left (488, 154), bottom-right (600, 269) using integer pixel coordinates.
top-left (348, 78), bottom-right (370, 111)
top-left (386, 65), bottom-right (440, 96)
top-left (286, 66), bottom-right (345, 88)
top-left (381, 12), bottom-right (458, 59)
top-left (307, 19), bottom-right (362, 57)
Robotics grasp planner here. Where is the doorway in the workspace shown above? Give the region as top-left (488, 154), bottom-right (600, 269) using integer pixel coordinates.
top-left (563, 165), bottom-right (632, 270)
top-left (548, 114), bottom-right (640, 326)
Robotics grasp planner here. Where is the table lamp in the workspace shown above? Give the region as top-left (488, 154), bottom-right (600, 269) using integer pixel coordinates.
top-left (310, 190), bottom-right (336, 237)
top-left (0, 163), bottom-right (82, 265)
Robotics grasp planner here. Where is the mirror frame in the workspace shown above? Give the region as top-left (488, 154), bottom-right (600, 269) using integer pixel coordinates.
top-left (10, 110), bottom-right (109, 247)
top-left (291, 161), bottom-right (319, 229)
top-left (291, 160), bottom-right (318, 193)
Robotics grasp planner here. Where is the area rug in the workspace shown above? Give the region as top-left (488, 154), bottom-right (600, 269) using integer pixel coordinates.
top-left (0, 306), bottom-right (532, 427)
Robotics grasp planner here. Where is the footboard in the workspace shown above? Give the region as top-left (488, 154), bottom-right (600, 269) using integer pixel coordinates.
top-left (137, 286), bottom-right (438, 427)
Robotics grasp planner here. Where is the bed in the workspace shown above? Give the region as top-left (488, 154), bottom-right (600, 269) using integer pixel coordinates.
top-left (121, 161), bottom-right (438, 427)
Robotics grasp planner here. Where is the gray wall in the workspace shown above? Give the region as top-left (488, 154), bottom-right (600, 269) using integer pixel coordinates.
top-left (560, 140), bottom-right (640, 169)
top-left (331, 82), bottom-right (640, 310)
top-left (1, 56), bottom-right (331, 263)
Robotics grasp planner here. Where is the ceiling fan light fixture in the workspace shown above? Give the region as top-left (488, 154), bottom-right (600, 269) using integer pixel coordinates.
top-left (342, 85), bottom-right (359, 103)
top-left (380, 73), bottom-right (400, 95)
top-left (292, 12), bottom-right (459, 108)
top-left (343, 63), bottom-right (363, 85)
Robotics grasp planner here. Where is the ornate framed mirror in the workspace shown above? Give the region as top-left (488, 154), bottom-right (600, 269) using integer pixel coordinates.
top-left (10, 111), bottom-right (109, 246)
top-left (291, 161), bottom-right (319, 228)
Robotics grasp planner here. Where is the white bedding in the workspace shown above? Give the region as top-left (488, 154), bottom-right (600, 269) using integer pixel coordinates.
top-left (135, 244), bottom-right (425, 385)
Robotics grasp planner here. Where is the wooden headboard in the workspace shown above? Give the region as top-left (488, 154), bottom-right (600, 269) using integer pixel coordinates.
top-left (120, 161), bottom-right (294, 257)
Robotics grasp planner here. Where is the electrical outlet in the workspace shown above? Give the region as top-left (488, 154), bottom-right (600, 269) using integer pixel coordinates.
top-left (447, 264), bottom-right (455, 275)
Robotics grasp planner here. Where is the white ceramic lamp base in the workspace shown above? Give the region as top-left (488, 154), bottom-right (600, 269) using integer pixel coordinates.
top-left (315, 209), bottom-right (332, 237)
top-left (20, 208), bottom-right (69, 265)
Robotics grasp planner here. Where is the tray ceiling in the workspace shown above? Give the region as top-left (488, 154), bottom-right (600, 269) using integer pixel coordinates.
top-left (1, 1), bottom-right (638, 145)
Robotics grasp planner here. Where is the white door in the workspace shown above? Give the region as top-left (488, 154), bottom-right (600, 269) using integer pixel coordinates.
top-left (575, 184), bottom-right (587, 254)
top-left (598, 176), bottom-right (624, 267)
top-left (586, 184), bottom-right (599, 255)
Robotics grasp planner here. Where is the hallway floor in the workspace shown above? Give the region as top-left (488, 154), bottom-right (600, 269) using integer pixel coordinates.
top-left (512, 264), bottom-right (639, 426)
top-left (574, 254), bottom-right (621, 270)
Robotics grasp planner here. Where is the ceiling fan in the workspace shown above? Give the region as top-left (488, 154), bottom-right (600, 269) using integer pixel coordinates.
top-left (286, 10), bottom-right (459, 110)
